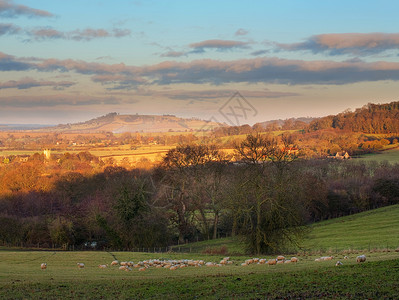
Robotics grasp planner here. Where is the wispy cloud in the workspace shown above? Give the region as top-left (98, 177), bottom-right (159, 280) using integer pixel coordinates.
top-left (277, 33), bottom-right (399, 56)
top-left (235, 28), bottom-right (248, 36)
top-left (0, 22), bottom-right (20, 35)
top-left (189, 39), bottom-right (250, 53)
top-left (28, 27), bottom-right (131, 41)
top-left (0, 51), bottom-right (31, 71)
top-left (160, 51), bottom-right (187, 58)
top-left (251, 50), bottom-right (269, 56)
top-left (136, 88), bottom-right (299, 101)
top-left (4, 51), bottom-right (399, 87)
top-left (0, 21), bottom-right (131, 41)
top-left (0, 0), bottom-right (53, 18)
top-left (0, 94), bottom-right (120, 108)
top-left (0, 77), bottom-right (75, 90)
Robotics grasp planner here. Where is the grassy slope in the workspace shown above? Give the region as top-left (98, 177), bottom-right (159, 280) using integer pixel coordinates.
top-left (177, 204), bottom-right (399, 255)
top-left (302, 204), bottom-right (399, 251)
top-left (355, 147), bottom-right (399, 163)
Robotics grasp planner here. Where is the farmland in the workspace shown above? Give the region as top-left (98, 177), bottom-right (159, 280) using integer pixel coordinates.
top-left (1, 204), bottom-right (399, 299)
top-left (355, 147), bottom-right (399, 164)
top-left (0, 250), bottom-right (398, 299)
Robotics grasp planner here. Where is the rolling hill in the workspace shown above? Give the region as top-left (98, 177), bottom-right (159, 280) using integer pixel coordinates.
top-left (34, 113), bottom-right (226, 133)
top-left (175, 204), bottom-right (399, 254)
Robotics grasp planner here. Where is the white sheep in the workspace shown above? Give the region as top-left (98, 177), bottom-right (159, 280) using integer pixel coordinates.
top-left (335, 261), bottom-right (343, 266)
top-left (111, 260), bottom-right (119, 266)
top-left (41, 263), bottom-right (47, 270)
top-left (356, 255), bottom-right (366, 263)
top-left (276, 255), bottom-right (285, 261)
top-left (290, 257), bottom-right (298, 263)
top-left (77, 263), bottom-right (85, 269)
top-left (98, 264), bottom-right (108, 269)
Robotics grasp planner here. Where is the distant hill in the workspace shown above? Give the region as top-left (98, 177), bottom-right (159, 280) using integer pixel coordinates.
top-left (309, 101), bottom-right (399, 133)
top-left (34, 113), bottom-right (225, 133)
top-left (0, 124), bottom-right (54, 131)
top-left (254, 117), bottom-right (314, 130)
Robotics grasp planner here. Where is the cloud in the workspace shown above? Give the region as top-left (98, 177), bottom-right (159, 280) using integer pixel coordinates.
top-left (189, 39), bottom-right (250, 53)
top-left (0, 51), bottom-right (31, 71)
top-left (0, 77), bottom-right (75, 90)
top-left (4, 51), bottom-right (399, 86)
top-left (235, 28), bottom-right (248, 36)
top-left (28, 27), bottom-right (131, 41)
top-left (0, 22), bottom-right (20, 35)
top-left (0, 94), bottom-right (120, 108)
top-left (30, 28), bottom-right (64, 40)
top-left (136, 88), bottom-right (299, 101)
top-left (251, 50), bottom-right (269, 56)
top-left (160, 51), bottom-right (187, 58)
top-left (277, 33), bottom-right (399, 56)
top-left (0, 0), bottom-right (53, 18)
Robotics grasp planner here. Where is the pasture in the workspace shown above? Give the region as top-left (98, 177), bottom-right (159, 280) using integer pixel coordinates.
top-left (356, 147), bottom-right (399, 163)
top-left (1, 198), bottom-right (399, 298)
top-left (0, 250), bottom-right (398, 299)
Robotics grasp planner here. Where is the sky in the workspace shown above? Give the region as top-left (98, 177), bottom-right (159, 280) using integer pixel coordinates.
top-left (1, 0), bottom-right (399, 126)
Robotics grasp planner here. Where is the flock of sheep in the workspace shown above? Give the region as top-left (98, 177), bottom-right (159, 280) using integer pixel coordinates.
top-left (39, 254), bottom-right (366, 271)
top-left (314, 254), bottom-right (366, 266)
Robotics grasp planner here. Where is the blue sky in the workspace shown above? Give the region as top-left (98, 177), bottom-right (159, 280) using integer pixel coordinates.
top-left (1, 0), bottom-right (399, 125)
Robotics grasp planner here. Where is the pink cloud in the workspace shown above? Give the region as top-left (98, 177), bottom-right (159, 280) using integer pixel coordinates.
top-left (277, 33), bottom-right (399, 56)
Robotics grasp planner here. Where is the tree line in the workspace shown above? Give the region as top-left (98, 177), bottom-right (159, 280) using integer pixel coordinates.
top-left (0, 134), bottom-right (398, 254)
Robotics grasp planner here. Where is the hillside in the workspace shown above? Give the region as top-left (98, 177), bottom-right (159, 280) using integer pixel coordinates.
top-left (302, 204), bottom-right (399, 251)
top-left (177, 204), bottom-right (399, 254)
top-left (34, 113), bottom-right (225, 133)
top-left (309, 101), bottom-right (399, 133)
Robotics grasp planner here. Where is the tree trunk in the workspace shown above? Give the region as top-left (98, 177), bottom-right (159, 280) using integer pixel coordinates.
top-left (212, 212), bottom-right (219, 240)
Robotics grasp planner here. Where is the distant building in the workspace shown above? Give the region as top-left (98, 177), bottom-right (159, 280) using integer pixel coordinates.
top-left (328, 151), bottom-right (350, 159)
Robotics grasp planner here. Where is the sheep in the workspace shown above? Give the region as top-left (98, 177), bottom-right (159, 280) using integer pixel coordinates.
top-left (259, 259), bottom-right (266, 264)
top-left (276, 255), bottom-right (285, 261)
top-left (127, 261), bottom-right (134, 267)
top-left (40, 263), bottom-right (47, 270)
top-left (111, 260), bottom-right (119, 266)
top-left (277, 260), bottom-right (285, 264)
top-left (77, 263), bottom-right (85, 269)
top-left (267, 259), bottom-right (277, 265)
top-left (245, 259), bottom-right (254, 265)
top-left (335, 261), bottom-right (343, 266)
top-left (138, 267), bottom-right (146, 271)
top-left (284, 260), bottom-right (292, 264)
top-left (343, 256), bottom-right (349, 260)
top-left (290, 257), bottom-right (298, 263)
top-left (321, 256), bottom-right (333, 261)
top-left (120, 261), bottom-right (128, 266)
top-left (98, 264), bottom-right (108, 269)
top-left (356, 255), bottom-right (366, 263)
top-left (169, 265), bottom-right (178, 271)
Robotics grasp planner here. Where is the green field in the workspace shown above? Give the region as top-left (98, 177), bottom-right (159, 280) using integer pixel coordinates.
top-left (302, 204), bottom-right (399, 251)
top-left (1, 205), bottom-right (399, 298)
top-left (0, 250), bottom-right (398, 299)
top-left (173, 204), bottom-right (399, 255)
top-left (356, 147), bottom-right (399, 163)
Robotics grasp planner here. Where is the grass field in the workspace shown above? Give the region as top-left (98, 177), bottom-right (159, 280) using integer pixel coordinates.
top-left (172, 204), bottom-right (399, 255)
top-left (302, 204), bottom-right (399, 252)
top-left (0, 250), bottom-right (398, 299)
top-left (356, 147), bottom-right (399, 163)
top-left (1, 205), bottom-right (399, 298)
